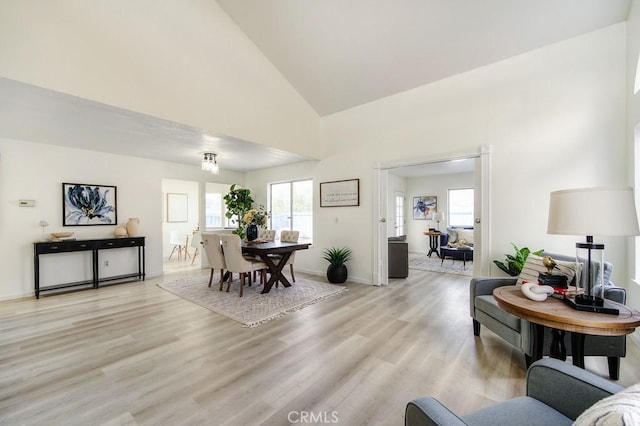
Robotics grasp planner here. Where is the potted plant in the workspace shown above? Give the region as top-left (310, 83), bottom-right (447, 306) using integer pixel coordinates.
top-left (493, 243), bottom-right (543, 276)
top-left (323, 247), bottom-right (352, 283)
top-left (223, 184), bottom-right (254, 238)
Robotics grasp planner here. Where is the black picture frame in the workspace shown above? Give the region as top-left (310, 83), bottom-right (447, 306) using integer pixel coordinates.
top-left (62, 182), bottom-right (117, 226)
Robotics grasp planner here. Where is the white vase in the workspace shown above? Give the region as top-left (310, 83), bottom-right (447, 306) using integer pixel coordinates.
top-left (114, 226), bottom-right (127, 238)
top-left (126, 218), bottom-right (140, 237)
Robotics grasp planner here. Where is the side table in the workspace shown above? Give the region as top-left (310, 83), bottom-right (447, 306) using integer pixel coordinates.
top-left (423, 231), bottom-right (441, 257)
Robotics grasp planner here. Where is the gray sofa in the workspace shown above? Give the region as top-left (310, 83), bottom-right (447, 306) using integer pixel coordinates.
top-left (471, 252), bottom-right (626, 379)
top-left (405, 358), bottom-right (623, 426)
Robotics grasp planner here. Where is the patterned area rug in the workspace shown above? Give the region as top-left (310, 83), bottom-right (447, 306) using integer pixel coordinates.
top-left (409, 254), bottom-right (473, 276)
top-left (158, 275), bottom-right (347, 327)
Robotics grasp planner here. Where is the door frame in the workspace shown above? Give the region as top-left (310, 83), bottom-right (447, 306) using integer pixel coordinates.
top-left (373, 146), bottom-right (491, 285)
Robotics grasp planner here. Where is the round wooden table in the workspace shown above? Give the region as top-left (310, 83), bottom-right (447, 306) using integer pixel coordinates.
top-left (423, 230), bottom-right (441, 258)
top-left (493, 286), bottom-right (640, 369)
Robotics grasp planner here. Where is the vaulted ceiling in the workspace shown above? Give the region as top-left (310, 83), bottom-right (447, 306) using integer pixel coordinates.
top-left (0, 1), bottom-right (631, 171)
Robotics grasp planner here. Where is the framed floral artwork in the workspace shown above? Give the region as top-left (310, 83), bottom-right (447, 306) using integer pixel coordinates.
top-left (62, 183), bottom-right (117, 226)
top-left (413, 195), bottom-right (437, 220)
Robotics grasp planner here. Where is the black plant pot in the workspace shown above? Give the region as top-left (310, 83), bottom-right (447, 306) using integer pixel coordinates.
top-left (327, 265), bottom-right (348, 284)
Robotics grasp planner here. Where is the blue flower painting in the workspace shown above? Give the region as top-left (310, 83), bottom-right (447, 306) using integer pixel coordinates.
top-left (63, 183), bottom-right (117, 226)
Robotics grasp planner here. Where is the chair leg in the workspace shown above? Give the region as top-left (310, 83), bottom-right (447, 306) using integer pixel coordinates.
top-left (190, 247), bottom-right (199, 265)
top-left (226, 273), bottom-right (232, 292)
top-left (169, 245), bottom-right (178, 261)
top-left (608, 357), bottom-right (620, 380)
top-left (219, 269), bottom-right (225, 291)
top-left (208, 268), bottom-right (214, 287)
top-left (240, 273), bottom-right (245, 297)
top-left (473, 319), bottom-right (480, 336)
top-left (290, 264), bottom-right (295, 283)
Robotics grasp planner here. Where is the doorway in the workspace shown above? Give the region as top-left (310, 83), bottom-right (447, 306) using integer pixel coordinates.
top-left (373, 148), bottom-right (490, 285)
top-left (162, 178), bottom-right (201, 274)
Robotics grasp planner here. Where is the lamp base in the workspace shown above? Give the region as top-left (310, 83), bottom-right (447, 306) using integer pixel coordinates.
top-left (563, 295), bottom-right (619, 315)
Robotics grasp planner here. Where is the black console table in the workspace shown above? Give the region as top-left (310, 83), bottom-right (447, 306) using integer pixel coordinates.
top-left (34, 237), bottom-right (145, 298)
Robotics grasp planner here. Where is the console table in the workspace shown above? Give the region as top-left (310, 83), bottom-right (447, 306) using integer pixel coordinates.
top-left (34, 237), bottom-right (145, 298)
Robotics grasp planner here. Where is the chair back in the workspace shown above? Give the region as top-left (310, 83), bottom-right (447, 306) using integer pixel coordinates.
top-left (280, 230), bottom-right (300, 243)
top-left (259, 229), bottom-right (276, 241)
top-left (220, 234), bottom-right (253, 273)
top-left (169, 230), bottom-right (183, 246)
top-left (201, 233), bottom-right (225, 269)
top-left (190, 232), bottom-right (202, 248)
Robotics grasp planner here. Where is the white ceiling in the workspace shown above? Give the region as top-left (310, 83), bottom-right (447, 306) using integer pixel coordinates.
top-left (217, 0), bottom-right (631, 116)
top-left (0, 1), bottom-right (631, 173)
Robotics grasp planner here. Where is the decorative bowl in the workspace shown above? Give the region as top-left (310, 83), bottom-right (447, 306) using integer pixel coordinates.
top-left (51, 232), bottom-right (74, 238)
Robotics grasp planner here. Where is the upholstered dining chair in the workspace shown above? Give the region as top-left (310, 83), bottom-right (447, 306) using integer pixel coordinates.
top-left (280, 230), bottom-right (300, 282)
top-left (258, 229), bottom-right (276, 241)
top-left (201, 233), bottom-right (226, 290)
top-left (219, 234), bottom-right (267, 297)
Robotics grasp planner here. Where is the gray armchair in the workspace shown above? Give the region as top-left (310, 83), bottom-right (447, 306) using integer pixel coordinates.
top-left (471, 252), bottom-right (626, 379)
top-left (405, 358), bottom-right (623, 426)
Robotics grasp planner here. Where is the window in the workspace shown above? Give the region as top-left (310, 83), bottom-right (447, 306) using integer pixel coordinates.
top-left (205, 192), bottom-right (223, 227)
top-left (270, 179), bottom-right (313, 240)
top-left (395, 193), bottom-right (404, 236)
top-left (448, 188), bottom-right (474, 227)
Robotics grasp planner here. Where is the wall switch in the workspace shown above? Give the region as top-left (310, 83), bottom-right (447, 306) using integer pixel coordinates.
top-left (19, 199), bottom-right (36, 207)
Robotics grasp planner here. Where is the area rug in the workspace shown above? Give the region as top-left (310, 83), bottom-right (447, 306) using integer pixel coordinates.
top-left (158, 275), bottom-right (347, 327)
top-left (409, 254), bottom-right (473, 277)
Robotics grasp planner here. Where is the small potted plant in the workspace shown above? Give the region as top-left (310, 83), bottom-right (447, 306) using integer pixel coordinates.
top-left (241, 206), bottom-right (270, 241)
top-left (493, 243), bottom-right (543, 276)
top-left (323, 247), bottom-right (352, 283)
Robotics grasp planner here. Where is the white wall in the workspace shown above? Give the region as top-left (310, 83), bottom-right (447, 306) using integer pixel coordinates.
top-left (405, 173), bottom-right (474, 253)
top-left (319, 24), bottom-right (631, 293)
top-left (0, 1), bottom-right (321, 158)
top-left (626, 0), bottom-right (640, 310)
top-left (387, 173), bottom-right (407, 237)
top-left (0, 138), bottom-right (244, 299)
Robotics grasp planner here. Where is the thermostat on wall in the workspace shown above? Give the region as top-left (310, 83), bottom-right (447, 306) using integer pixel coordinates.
top-left (19, 199), bottom-right (36, 207)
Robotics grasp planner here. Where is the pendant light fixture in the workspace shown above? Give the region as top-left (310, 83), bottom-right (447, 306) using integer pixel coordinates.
top-left (201, 153), bottom-right (219, 175)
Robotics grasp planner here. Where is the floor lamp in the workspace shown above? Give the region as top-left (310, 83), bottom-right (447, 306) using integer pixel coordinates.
top-left (547, 187), bottom-right (640, 308)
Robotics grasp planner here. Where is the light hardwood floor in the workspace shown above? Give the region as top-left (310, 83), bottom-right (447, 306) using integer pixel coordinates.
top-left (1, 268), bottom-right (638, 425)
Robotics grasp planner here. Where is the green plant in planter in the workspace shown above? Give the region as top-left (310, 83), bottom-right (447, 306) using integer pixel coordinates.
top-left (323, 247), bottom-right (352, 283)
top-left (223, 184), bottom-right (254, 238)
top-left (493, 243), bottom-right (544, 276)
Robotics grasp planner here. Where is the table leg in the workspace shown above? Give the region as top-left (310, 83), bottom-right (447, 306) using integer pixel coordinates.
top-left (532, 323), bottom-right (544, 362)
top-left (571, 332), bottom-right (585, 369)
top-left (550, 329), bottom-right (567, 361)
top-left (259, 252), bottom-right (293, 293)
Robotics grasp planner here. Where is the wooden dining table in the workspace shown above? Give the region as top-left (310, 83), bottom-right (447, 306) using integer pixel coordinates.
top-left (241, 240), bottom-right (311, 293)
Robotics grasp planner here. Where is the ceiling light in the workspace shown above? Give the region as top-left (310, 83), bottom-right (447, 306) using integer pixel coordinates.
top-left (201, 153), bottom-right (219, 175)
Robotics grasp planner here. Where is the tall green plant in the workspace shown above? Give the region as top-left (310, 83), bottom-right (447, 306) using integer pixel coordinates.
top-left (493, 243), bottom-right (543, 276)
top-left (223, 184), bottom-right (254, 238)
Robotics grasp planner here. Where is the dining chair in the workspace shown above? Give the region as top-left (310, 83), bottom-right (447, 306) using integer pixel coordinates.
top-left (280, 230), bottom-right (300, 282)
top-left (201, 233), bottom-right (226, 290)
top-left (219, 234), bottom-right (267, 297)
top-left (168, 230), bottom-right (184, 261)
top-left (190, 231), bottom-right (202, 265)
top-left (258, 229), bottom-right (276, 241)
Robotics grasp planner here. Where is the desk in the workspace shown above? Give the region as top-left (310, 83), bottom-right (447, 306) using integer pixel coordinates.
top-left (241, 241), bottom-right (310, 293)
top-left (34, 237), bottom-right (145, 298)
top-left (494, 286), bottom-right (640, 368)
top-left (423, 231), bottom-right (441, 257)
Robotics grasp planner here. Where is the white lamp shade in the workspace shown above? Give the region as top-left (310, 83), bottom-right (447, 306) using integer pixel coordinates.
top-left (547, 187), bottom-right (640, 237)
top-left (434, 212), bottom-right (445, 222)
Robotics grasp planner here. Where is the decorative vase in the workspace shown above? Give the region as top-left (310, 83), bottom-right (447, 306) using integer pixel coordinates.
top-left (114, 226), bottom-right (127, 238)
top-left (327, 265), bottom-right (348, 284)
top-left (246, 224), bottom-right (258, 241)
top-left (126, 218), bottom-right (140, 237)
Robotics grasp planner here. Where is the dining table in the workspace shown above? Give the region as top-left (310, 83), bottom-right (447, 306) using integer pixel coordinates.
top-left (241, 240), bottom-right (311, 293)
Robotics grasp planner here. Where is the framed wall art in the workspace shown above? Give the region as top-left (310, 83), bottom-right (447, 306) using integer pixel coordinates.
top-left (167, 193), bottom-right (189, 222)
top-left (413, 195), bottom-right (437, 220)
top-left (62, 183), bottom-right (117, 226)
top-left (320, 178), bottom-right (360, 207)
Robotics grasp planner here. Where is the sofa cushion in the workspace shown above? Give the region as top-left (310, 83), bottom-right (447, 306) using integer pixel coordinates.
top-left (456, 228), bottom-right (474, 245)
top-left (574, 383), bottom-right (640, 426)
top-left (475, 295), bottom-right (521, 331)
top-left (463, 396), bottom-right (572, 426)
top-left (446, 227), bottom-right (458, 243)
top-left (517, 254), bottom-right (579, 287)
